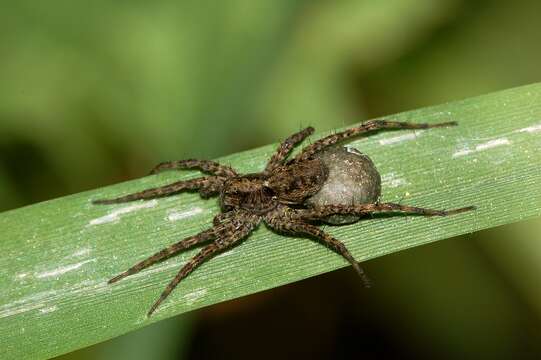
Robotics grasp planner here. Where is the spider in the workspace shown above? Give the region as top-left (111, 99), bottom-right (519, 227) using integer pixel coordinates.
top-left (94, 120), bottom-right (475, 316)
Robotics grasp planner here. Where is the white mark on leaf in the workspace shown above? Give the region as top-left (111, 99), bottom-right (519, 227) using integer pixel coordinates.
top-left (35, 259), bottom-right (97, 279)
top-left (452, 138), bottom-right (511, 158)
top-left (184, 288), bottom-right (207, 305)
top-left (381, 173), bottom-right (409, 188)
top-left (514, 123), bottom-right (541, 134)
top-left (70, 248), bottom-right (91, 258)
top-left (379, 131), bottom-right (421, 146)
top-left (39, 305), bottom-right (58, 314)
top-left (15, 272), bottom-right (29, 280)
top-left (476, 138), bottom-right (511, 151)
top-left (0, 290), bottom-right (56, 318)
top-left (167, 207), bottom-right (204, 222)
top-left (215, 249), bottom-right (237, 259)
top-left (0, 280), bottom-right (108, 318)
top-left (0, 302), bottom-right (45, 318)
top-left (88, 200), bottom-right (158, 226)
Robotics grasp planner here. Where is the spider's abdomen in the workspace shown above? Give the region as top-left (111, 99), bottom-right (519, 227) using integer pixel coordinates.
top-left (267, 159), bottom-right (328, 204)
top-left (306, 146), bottom-right (381, 224)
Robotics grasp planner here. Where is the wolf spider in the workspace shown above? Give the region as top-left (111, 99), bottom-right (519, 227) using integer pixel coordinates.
top-left (94, 120), bottom-right (474, 316)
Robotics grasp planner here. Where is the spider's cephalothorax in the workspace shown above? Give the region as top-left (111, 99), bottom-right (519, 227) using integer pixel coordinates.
top-left (220, 174), bottom-right (275, 213)
top-left (94, 120), bottom-right (475, 316)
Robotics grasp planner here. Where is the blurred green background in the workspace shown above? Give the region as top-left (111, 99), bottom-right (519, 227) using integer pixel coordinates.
top-left (1, 0), bottom-right (541, 359)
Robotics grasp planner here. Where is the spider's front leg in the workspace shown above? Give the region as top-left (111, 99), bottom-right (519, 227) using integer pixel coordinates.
top-left (149, 159), bottom-right (237, 178)
top-left (147, 211), bottom-right (261, 316)
top-left (93, 176), bottom-right (224, 204)
top-left (264, 207), bottom-right (371, 286)
top-left (299, 203), bottom-right (476, 220)
top-left (295, 120), bottom-right (457, 162)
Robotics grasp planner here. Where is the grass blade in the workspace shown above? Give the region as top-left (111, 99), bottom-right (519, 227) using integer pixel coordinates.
top-left (1, 83), bottom-right (541, 359)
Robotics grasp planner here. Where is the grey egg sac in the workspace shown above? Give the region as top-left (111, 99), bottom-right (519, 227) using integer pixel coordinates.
top-left (306, 146), bottom-right (381, 224)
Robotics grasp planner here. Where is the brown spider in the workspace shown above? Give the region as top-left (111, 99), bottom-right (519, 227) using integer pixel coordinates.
top-left (94, 120), bottom-right (475, 316)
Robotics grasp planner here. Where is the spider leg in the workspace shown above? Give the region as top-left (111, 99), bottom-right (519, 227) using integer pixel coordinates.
top-left (109, 228), bottom-right (216, 284)
top-left (147, 211), bottom-right (260, 316)
top-left (295, 120), bottom-right (456, 162)
top-left (150, 159), bottom-right (237, 177)
top-left (93, 176), bottom-right (223, 204)
top-left (299, 203), bottom-right (476, 221)
top-left (264, 127), bottom-right (315, 173)
top-left (265, 212), bottom-right (370, 286)
top-left (146, 243), bottom-right (220, 317)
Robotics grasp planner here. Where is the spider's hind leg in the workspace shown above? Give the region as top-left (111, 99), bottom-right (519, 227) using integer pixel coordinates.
top-left (264, 211), bottom-right (371, 287)
top-left (299, 203), bottom-right (476, 220)
top-left (93, 176), bottom-right (223, 204)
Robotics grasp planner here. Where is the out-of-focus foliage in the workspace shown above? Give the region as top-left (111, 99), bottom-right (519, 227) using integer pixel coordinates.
top-left (0, 0), bottom-right (465, 211)
top-left (1, 0), bottom-right (541, 359)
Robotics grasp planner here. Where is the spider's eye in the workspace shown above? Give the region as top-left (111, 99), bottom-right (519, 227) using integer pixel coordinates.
top-left (227, 190), bottom-right (244, 198)
top-left (263, 186), bottom-right (275, 197)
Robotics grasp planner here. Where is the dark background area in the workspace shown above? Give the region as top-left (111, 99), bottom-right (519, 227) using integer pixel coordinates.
top-left (1, 0), bottom-right (541, 359)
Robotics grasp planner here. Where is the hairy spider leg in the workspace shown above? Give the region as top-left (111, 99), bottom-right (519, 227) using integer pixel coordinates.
top-left (150, 159), bottom-right (237, 177)
top-left (264, 214), bottom-right (371, 287)
top-left (93, 176), bottom-right (222, 204)
top-left (264, 126), bottom-right (315, 173)
top-left (295, 120), bottom-right (457, 162)
top-left (146, 243), bottom-right (220, 317)
top-left (108, 228), bottom-right (216, 284)
top-left (299, 203), bottom-right (476, 220)
top-left (147, 212), bottom-right (261, 316)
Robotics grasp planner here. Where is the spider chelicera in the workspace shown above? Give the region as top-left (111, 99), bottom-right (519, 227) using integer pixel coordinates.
top-left (94, 120), bottom-right (475, 316)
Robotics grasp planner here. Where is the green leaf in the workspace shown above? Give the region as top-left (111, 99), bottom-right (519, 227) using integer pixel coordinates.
top-left (2, 83), bottom-right (541, 359)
